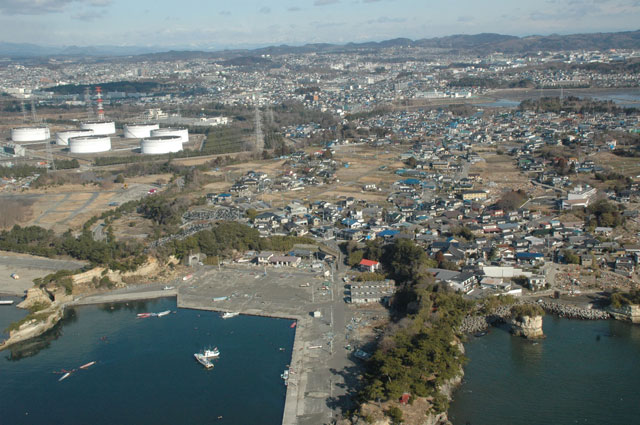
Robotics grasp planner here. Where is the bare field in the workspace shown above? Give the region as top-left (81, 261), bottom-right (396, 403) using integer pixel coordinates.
top-left (593, 152), bottom-right (640, 177)
top-left (472, 152), bottom-right (535, 195)
top-left (1, 182), bottom-right (156, 233)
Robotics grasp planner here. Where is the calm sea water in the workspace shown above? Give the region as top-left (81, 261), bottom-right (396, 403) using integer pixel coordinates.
top-left (449, 317), bottom-right (640, 425)
top-left (478, 90), bottom-right (640, 108)
top-left (0, 297), bottom-right (295, 425)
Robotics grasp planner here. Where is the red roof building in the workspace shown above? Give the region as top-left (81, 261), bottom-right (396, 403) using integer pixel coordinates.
top-left (359, 259), bottom-right (380, 272)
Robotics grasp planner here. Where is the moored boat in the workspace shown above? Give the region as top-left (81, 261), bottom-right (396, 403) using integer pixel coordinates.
top-left (194, 353), bottom-right (214, 369)
top-left (137, 313), bottom-right (153, 318)
top-left (79, 361), bottom-right (96, 370)
top-left (202, 347), bottom-right (220, 358)
top-left (58, 372), bottom-right (71, 382)
top-left (221, 312), bottom-right (239, 319)
top-left (0, 300), bottom-right (15, 305)
top-left (156, 310), bottom-right (171, 317)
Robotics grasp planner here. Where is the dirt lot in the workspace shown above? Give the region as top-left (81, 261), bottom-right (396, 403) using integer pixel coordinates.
top-left (0, 251), bottom-right (86, 296)
top-left (0, 182), bottom-right (157, 233)
top-left (472, 151), bottom-right (540, 197)
top-left (593, 151), bottom-right (640, 177)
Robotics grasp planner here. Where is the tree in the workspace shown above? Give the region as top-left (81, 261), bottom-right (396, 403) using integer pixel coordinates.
top-left (246, 208), bottom-right (258, 221)
top-left (348, 250), bottom-right (364, 267)
top-left (386, 406), bottom-right (403, 424)
top-left (114, 174), bottom-right (125, 184)
top-left (563, 249), bottom-right (580, 264)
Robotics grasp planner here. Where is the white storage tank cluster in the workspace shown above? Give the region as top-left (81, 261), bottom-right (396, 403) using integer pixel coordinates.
top-left (11, 126), bottom-right (50, 142)
top-left (150, 127), bottom-right (189, 144)
top-left (69, 135), bottom-right (112, 154)
top-left (80, 120), bottom-right (116, 136)
top-left (55, 129), bottom-right (94, 146)
top-left (140, 136), bottom-right (183, 155)
top-left (123, 123), bottom-right (159, 139)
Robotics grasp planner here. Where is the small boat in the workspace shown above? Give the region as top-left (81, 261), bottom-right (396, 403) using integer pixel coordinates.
top-left (281, 369), bottom-right (289, 386)
top-left (79, 361), bottom-right (96, 370)
top-left (290, 322), bottom-right (297, 328)
top-left (58, 372), bottom-right (71, 382)
top-left (0, 300), bottom-right (15, 305)
top-left (194, 353), bottom-right (214, 369)
top-left (221, 312), bottom-right (239, 319)
top-left (202, 347), bottom-right (220, 358)
top-left (163, 286), bottom-right (175, 290)
top-left (137, 313), bottom-right (153, 318)
top-left (474, 330), bottom-right (488, 337)
top-left (156, 310), bottom-right (171, 317)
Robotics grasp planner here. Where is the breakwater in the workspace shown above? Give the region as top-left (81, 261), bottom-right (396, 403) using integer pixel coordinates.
top-left (460, 300), bottom-right (611, 334)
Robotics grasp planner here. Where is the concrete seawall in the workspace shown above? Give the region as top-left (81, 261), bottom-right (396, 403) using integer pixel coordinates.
top-left (70, 289), bottom-right (177, 306)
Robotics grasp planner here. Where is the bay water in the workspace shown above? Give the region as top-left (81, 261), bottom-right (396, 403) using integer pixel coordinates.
top-left (0, 297), bottom-right (294, 425)
top-left (449, 317), bottom-right (640, 425)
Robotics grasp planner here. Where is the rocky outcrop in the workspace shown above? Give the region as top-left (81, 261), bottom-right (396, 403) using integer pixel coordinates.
top-left (0, 306), bottom-right (64, 350)
top-left (459, 305), bottom-right (512, 333)
top-left (17, 287), bottom-right (53, 310)
top-left (607, 304), bottom-right (640, 324)
top-left (511, 315), bottom-right (544, 339)
top-left (460, 301), bottom-right (611, 335)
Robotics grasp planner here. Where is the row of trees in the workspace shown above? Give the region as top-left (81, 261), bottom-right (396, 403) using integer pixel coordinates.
top-left (354, 239), bottom-right (474, 418)
top-left (161, 221), bottom-right (316, 261)
top-left (0, 224), bottom-right (145, 271)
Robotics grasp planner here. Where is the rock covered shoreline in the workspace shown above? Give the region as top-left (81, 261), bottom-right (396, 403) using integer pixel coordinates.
top-left (459, 300), bottom-right (611, 334)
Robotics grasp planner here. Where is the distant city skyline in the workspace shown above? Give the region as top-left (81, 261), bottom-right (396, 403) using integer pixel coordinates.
top-left (0, 0), bottom-right (638, 49)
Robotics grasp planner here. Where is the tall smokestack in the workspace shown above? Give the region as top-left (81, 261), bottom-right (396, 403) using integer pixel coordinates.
top-left (96, 86), bottom-right (104, 121)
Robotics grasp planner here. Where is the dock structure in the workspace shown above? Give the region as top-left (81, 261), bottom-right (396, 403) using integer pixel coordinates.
top-left (72, 263), bottom-right (349, 425)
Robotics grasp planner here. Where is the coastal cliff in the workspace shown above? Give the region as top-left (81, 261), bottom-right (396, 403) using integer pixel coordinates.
top-left (511, 315), bottom-right (545, 339)
top-left (607, 304), bottom-right (640, 324)
top-left (0, 305), bottom-right (64, 350)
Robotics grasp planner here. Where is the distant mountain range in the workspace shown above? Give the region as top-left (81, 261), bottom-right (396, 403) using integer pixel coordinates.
top-left (1, 29), bottom-right (639, 59)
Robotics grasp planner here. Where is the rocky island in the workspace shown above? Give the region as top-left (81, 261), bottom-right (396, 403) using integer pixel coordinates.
top-left (510, 304), bottom-right (545, 339)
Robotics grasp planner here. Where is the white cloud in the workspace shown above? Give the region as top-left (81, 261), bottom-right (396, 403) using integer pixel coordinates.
top-left (0, 0), bottom-right (111, 15)
top-left (314, 0), bottom-right (339, 6)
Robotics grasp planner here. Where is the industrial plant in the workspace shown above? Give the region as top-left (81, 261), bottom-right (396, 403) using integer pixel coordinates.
top-left (2, 86), bottom-right (192, 163)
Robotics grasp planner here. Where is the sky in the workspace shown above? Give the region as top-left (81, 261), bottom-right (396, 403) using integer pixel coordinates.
top-left (0, 0), bottom-right (638, 49)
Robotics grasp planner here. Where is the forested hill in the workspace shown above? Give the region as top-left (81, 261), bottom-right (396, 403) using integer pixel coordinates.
top-left (3, 30), bottom-right (640, 59)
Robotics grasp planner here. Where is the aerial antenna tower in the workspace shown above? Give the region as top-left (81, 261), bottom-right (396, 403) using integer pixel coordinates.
top-left (20, 100), bottom-right (27, 122)
top-left (95, 86), bottom-right (104, 121)
top-left (85, 87), bottom-right (95, 120)
top-left (30, 97), bottom-right (38, 123)
top-left (254, 104), bottom-right (264, 154)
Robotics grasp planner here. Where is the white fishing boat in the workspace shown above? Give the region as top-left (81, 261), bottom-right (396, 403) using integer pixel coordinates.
top-left (0, 300), bottom-right (14, 305)
top-left (156, 310), bottom-right (171, 317)
top-left (221, 312), bottom-right (239, 319)
top-left (194, 353), bottom-right (214, 369)
top-left (202, 347), bottom-right (220, 358)
top-left (281, 369), bottom-right (289, 386)
top-left (58, 372), bottom-right (71, 382)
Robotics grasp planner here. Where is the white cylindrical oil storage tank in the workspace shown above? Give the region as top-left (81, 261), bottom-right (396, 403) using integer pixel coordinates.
top-left (11, 126), bottom-right (50, 142)
top-left (123, 123), bottom-right (159, 139)
top-left (80, 121), bottom-right (116, 136)
top-left (69, 135), bottom-right (111, 153)
top-left (140, 135), bottom-right (183, 155)
top-left (150, 127), bottom-right (189, 143)
top-left (55, 129), bottom-right (94, 146)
